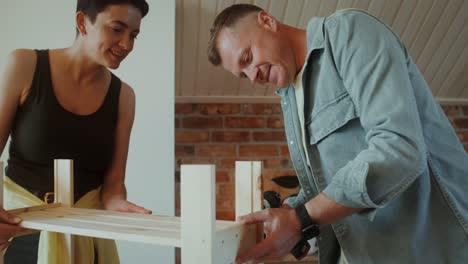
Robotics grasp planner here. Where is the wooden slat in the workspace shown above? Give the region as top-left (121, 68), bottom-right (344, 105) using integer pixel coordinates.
top-left (15, 207), bottom-right (182, 247)
top-left (12, 204), bottom-right (244, 241)
top-left (8, 203), bottom-right (64, 215)
top-left (20, 210), bottom-right (178, 234)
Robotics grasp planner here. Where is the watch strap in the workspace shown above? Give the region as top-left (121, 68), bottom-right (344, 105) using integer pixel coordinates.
top-left (295, 203), bottom-right (314, 229)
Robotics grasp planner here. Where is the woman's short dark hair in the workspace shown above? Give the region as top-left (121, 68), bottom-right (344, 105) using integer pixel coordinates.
top-left (76, 0), bottom-right (149, 22)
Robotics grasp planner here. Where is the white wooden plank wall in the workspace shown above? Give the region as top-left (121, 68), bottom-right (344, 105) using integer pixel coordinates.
top-left (175, 0), bottom-right (468, 104)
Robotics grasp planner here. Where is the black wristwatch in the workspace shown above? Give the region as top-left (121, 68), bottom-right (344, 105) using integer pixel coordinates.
top-left (295, 203), bottom-right (320, 240)
top-left (290, 204), bottom-right (320, 260)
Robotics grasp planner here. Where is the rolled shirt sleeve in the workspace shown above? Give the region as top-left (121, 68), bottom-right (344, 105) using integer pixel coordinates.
top-left (321, 11), bottom-right (427, 219)
top-left (283, 188), bottom-right (307, 208)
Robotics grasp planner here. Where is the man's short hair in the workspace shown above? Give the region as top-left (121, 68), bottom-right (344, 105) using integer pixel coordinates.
top-left (77, 0), bottom-right (149, 22)
top-left (207, 4), bottom-right (263, 66)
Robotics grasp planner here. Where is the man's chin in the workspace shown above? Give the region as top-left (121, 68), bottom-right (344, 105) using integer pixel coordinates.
top-left (276, 79), bottom-right (290, 87)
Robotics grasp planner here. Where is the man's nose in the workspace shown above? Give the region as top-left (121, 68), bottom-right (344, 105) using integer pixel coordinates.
top-left (244, 66), bottom-right (258, 83)
top-left (119, 35), bottom-right (132, 51)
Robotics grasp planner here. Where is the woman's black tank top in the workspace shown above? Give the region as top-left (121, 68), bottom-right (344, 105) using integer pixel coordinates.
top-left (6, 49), bottom-right (121, 201)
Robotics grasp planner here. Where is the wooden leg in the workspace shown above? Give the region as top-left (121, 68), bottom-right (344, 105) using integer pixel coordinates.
top-left (210, 161), bottom-right (263, 263)
top-left (54, 159), bottom-right (75, 264)
top-left (235, 161), bottom-right (263, 217)
top-left (235, 161), bottom-right (263, 244)
top-left (181, 164), bottom-right (215, 263)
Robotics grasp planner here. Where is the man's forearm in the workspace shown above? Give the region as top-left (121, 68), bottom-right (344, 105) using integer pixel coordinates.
top-left (305, 193), bottom-right (362, 225)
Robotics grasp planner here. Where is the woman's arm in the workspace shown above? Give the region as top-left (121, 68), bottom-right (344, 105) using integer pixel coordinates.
top-left (0, 49), bottom-right (36, 249)
top-left (100, 81), bottom-right (151, 214)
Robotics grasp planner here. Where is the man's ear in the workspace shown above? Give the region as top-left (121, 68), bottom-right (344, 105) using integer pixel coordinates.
top-left (76, 11), bottom-right (88, 35)
top-left (257, 11), bottom-right (278, 32)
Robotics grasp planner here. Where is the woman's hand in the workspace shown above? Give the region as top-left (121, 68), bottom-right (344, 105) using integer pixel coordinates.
top-left (102, 197), bottom-right (152, 214)
top-left (101, 182), bottom-right (152, 214)
top-left (0, 207), bottom-right (25, 251)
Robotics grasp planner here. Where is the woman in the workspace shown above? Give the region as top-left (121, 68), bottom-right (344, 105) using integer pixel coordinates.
top-left (0, 0), bottom-right (150, 263)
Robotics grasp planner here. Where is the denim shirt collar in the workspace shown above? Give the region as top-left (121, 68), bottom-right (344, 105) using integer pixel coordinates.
top-left (276, 17), bottom-right (325, 96)
top-left (306, 17), bottom-right (326, 51)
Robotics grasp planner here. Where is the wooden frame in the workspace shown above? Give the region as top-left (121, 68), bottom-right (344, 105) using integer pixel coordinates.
top-left (1, 160), bottom-right (262, 263)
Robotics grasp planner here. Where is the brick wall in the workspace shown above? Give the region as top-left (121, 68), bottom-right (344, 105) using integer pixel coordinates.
top-left (175, 103), bottom-right (299, 219)
top-left (443, 105), bottom-right (468, 151)
top-left (175, 103), bottom-right (468, 220)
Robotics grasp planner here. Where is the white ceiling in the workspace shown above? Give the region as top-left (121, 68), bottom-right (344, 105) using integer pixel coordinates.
top-left (175, 0), bottom-right (468, 104)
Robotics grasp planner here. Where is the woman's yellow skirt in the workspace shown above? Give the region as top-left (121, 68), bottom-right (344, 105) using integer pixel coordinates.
top-left (4, 177), bottom-right (120, 264)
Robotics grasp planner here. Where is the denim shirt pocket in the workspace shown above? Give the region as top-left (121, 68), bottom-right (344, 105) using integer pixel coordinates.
top-left (307, 92), bottom-right (357, 144)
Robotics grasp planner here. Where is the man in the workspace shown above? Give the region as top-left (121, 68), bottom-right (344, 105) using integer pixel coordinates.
top-left (207, 4), bottom-right (468, 264)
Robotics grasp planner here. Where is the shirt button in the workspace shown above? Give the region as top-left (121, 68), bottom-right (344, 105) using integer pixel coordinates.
top-left (290, 141), bottom-right (294, 145)
top-left (283, 102), bottom-right (287, 106)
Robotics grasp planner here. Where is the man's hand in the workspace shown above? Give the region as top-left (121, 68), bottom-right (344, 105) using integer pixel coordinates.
top-left (0, 207), bottom-right (25, 251)
top-left (235, 208), bottom-right (302, 264)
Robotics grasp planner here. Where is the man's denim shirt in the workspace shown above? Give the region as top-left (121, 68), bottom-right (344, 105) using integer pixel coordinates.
top-left (280, 9), bottom-right (468, 264)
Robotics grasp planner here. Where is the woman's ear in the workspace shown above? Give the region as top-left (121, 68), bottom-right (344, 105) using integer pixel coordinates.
top-left (257, 11), bottom-right (278, 32)
top-left (76, 11), bottom-right (87, 36)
